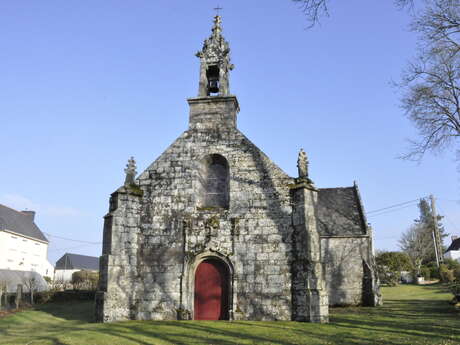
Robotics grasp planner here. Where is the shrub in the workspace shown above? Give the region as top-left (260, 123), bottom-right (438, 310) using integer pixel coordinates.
top-left (454, 267), bottom-right (460, 282)
top-left (444, 259), bottom-right (460, 271)
top-left (450, 282), bottom-right (460, 299)
top-left (376, 251), bottom-right (413, 286)
top-left (429, 265), bottom-right (441, 280)
top-left (378, 270), bottom-right (400, 286)
top-left (440, 264), bottom-right (455, 283)
top-left (50, 290), bottom-right (96, 302)
top-left (34, 290), bottom-right (56, 304)
top-left (420, 266), bottom-right (431, 280)
top-left (71, 270), bottom-right (99, 290)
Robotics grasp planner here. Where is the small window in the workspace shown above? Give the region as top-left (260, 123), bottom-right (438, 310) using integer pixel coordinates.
top-left (7, 259), bottom-right (13, 263)
top-left (35, 243), bottom-right (40, 246)
top-left (22, 239), bottom-right (27, 242)
top-left (11, 236), bottom-right (17, 239)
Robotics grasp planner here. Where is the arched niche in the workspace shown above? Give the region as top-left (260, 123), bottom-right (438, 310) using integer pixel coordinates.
top-left (197, 154), bottom-right (229, 209)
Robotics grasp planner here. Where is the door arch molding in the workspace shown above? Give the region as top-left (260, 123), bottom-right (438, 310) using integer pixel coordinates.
top-left (186, 251), bottom-right (234, 320)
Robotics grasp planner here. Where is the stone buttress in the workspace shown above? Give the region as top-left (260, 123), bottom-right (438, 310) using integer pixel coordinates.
top-left (290, 151), bottom-right (329, 322)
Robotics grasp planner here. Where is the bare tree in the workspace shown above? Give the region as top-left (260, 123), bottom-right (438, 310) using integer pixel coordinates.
top-left (292, 0), bottom-right (459, 160)
top-left (399, 0), bottom-right (460, 160)
top-left (0, 281), bottom-right (6, 310)
top-left (15, 285), bottom-right (23, 309)
top-left (291, 0), bottom-right (415, 27)
top-left (22, 277), bottom-right (37, 305)
top-left (412, 0), bottom-right (460, 53)
top-left (292, 0), bottom-right (329, 27)
top-left (399, 223), bottom-right (433, 275)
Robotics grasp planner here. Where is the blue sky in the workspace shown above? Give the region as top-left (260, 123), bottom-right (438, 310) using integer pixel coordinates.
top-left (1, 1), bottom-right (459, 264)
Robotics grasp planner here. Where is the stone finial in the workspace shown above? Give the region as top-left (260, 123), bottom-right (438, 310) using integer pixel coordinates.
top-left (124, 156), bottom-right (137, 186)
top-left (297, 149), bottom-right (309, 179)
top-left (212, 15), bottom-right (222, 37)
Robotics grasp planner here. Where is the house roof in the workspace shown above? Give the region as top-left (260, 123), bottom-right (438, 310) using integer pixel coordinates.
top-left (55, 253), bottom-right (99, 270)
top-left (0, 269), bottom-right (49, 293)
top-left (446, 238), bottom-right (460, 252)
top-left (0, 204), bottom-right (48, 242)
top-left (316, 186), bottom-right (367, 236)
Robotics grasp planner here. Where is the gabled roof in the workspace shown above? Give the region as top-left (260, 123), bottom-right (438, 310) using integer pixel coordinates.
top-left (0, 269), bottom-right (49, 293)
top-left (446, 238), bottom-right (460, 252)
top-left (55, 253), bottom-right (99, 270)
top-left (0, 204), bottom-right (48, 242)
top-left (316, 186), bottom-right (367, 236)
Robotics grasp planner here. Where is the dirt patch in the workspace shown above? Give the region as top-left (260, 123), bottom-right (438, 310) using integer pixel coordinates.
top-left (0, 306), bottom-right (31, 319)
top-left (0, 309), bottom-right (17, 318)
top-left (417, 280), bottom-right (440, 285)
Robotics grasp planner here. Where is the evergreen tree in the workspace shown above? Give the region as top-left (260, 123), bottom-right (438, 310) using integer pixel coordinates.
top-left (414, 198), bottom-right (447, 263)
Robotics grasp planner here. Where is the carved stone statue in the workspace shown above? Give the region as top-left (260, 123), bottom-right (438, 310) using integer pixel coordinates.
top-left (297, 149), bottom-right (309, 179)
top-left (124, 156), bottom-right (137, 186)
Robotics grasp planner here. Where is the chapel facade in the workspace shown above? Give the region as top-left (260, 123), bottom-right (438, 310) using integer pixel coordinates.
top-left (95, 15), bottom-right (381, 323)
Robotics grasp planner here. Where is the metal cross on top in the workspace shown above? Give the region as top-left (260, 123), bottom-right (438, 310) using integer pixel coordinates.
top-left (214, 5), bottom-right (223, 15)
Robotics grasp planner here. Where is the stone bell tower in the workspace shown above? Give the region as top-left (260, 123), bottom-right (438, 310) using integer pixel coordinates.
top-left (188, 15), bottom-right (239, 131)
top-left (196, 15), bottom-right (233, 97)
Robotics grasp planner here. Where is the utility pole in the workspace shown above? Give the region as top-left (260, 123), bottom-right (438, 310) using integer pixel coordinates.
top-left (430, 194), bottom-right (444, 267)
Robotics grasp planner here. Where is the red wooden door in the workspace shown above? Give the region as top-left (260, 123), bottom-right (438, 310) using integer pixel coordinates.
top-left (194, 260), bottom-right (228, 320)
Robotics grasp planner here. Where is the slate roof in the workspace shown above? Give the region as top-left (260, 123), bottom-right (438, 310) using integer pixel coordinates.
top-left (316, 186), bottom-right (367, 236)
top-left (55, 253), bottom-right (99, 270)
top-left (0, 270), bottom-right (49, 293)
top-left (0, 204), bottom-right (48, 242)
top-left (446, 238), bottom-right (460, 252)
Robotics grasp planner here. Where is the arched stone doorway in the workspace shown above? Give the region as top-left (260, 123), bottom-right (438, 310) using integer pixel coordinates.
top-left (194, 258), bottom-right (229, 320)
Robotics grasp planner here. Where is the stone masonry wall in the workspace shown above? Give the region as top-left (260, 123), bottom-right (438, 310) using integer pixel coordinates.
top-left (96, 188), bottom-right (142, 322)
top-left (133, 125), bottom-right (294, 320)
top-left (98, 97), bottom-right (296, 321)
top-left (321, 236), bottom-right (372, 306)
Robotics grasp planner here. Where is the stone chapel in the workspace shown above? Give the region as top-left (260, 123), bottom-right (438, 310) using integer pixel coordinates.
top-left (95, 15), bottom-right (381, 323)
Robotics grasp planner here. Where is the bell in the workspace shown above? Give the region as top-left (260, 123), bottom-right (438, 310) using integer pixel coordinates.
top-left (209, 78), bottom-right (219, 93)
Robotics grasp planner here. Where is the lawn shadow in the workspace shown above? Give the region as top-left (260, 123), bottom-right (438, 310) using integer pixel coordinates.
top-left (95, 321), bottom-right (298, 345)
top-left (36, 301), bottom-right (94, 323)
top-left (329, 294), bottom-right (460, 344)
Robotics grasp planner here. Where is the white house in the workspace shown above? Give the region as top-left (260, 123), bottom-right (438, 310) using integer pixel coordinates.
top-left (0, 204), bottom-right (54, 278)
top-left (445, 236), bottom-right (460, 263)
top-left (54, 253), bottom-right (99, 282)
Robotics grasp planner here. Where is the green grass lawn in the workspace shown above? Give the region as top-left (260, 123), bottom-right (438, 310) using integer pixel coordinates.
top-left (0, 284), bottom-right (459, 345)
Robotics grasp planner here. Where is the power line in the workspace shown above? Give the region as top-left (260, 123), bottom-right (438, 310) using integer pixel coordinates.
top-left (438, 198), bottom-right (460, 203)
top-left (367, 203), bottom-right (419, 218)
top-left (366, 198), bottom-right (423, 214)
top-left (48, 243), bottom-right (98, 252)
top-left (44, 232), bottom-right (101, 245)
top-left (437, 203), bottom-right (459, 233)
top-left (374, 235), bottom-right (399, 240)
